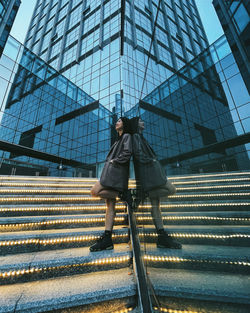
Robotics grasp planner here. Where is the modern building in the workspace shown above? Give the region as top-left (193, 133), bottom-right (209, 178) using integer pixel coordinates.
top-left (0, 1), bottom-right (249, 176)
top-left (0, 35), bottom-right (112, 176)
top-left (24, 0), bottom-right (209, 113)
top-left (0, 0), bottom-right (21, 56)
top-left (128, 35), bottom-right (250, 174)
top-left (213, 0), bottom-right (250, 93)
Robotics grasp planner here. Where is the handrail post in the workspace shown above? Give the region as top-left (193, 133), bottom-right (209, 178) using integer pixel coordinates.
top-left (125, 189), bottom-right (153, 313)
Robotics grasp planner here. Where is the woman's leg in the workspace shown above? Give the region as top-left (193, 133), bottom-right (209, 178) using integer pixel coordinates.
top-left (149, 197), bottom-right (164, 231)
top-left (90, 183), bottom-right (117, 252)
top-left (105, 198), bottom-right (116, 231)
top-left (149, 197), bottom-right (182, 249)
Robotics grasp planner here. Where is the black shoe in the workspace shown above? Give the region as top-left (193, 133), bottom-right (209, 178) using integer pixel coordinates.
top-left (89, 233), bottom-right (114, 252)
top-left (157, 232), bottom-right (182, 249)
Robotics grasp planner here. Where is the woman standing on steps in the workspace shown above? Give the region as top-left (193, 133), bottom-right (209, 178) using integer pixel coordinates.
top-left (90, 117), bottom-right (132, 252)
top-left (130, 116), bottom-right (182, 249)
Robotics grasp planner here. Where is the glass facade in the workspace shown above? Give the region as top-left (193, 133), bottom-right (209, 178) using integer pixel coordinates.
top-left (0, 0), bottom-right (21, 56)
top-left (0, 35), bottom-right (114, 176)
top-left (24, 0), bottom-right (209, 113)
top-left (128, 35), bottom-right (250, 174)
top-left (0, 1), bottom-right (249, 177)
top-left (0, 32), bottom-right (249, 177)
top-left (213, 0), bottom-right (250, 93)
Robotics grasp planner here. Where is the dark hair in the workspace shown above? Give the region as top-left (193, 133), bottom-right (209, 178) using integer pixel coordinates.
top-left (118, 116), bottom-right (131, 137)
top-left (130, 117), bottom-right (140, 134)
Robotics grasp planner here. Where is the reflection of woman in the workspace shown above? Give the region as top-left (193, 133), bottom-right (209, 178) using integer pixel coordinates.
top-left (130, 117), bottom-right (181, 249)
top-left (90, 117), bottom-right (132, 251)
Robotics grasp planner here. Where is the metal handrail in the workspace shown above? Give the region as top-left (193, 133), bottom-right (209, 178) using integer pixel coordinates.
top-left (125, 190), bottom-right (153, 313)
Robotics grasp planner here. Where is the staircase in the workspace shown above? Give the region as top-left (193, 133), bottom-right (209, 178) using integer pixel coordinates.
top-left (138, 171), bottom-right (250, 313)
top-left (0, 171), bottom-right (250, 313)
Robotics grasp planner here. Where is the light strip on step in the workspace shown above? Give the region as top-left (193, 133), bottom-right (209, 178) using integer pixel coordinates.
top-left (167, 172), bottom-right (250, 179)
top-left (171, 177), bottom-right (250, 184)
top-left (144, 255), bottom-right (250, 267)
top-left (0, 197), bottom-right (102, 203)
top-left (113, 308), bottom-right (134, 313)
top-left (0, 177), bottom-right (99, 181)
top-left (176, 184), bottom-right (250, 190)
top-left (0, 233), bottom-right (128, 247)
top-left (137, 216), bottom-right (250, 222)
top-left (0, 183), bottom-right (95, 187)
top-left (154, 307), bottom-right (198, 313)
top-left (0, 216), bottom-right (126, 229)
top-left (140, 232), bottom-right (250, 239)
top-left (169, 193), bottom-right (250, 198)
top-left (1, 189), bottom-right (91, 194)
top-left (0, 255), bottom-right (131, 279)
top-left (138, 203), bottom-right (250, 209)
top-left (0, 205), bottom-right (126, 212)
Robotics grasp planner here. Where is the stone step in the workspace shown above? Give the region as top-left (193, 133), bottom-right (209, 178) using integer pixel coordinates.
top-left (137, 212), bottom-right (250, 225)
top-left (0, 244), bottom-right (132, 284)
top-left (0, 214), bottom-right (128, 231)
top-left (144, 243), bottom-right (250, 274)
top-left (1, 177), bottom-right (250, 190)
top-left (0, 267), bottom-right (136, 313)
top-left (1, 212), bottom-right (250, 233)
top-left (1, 171), bottom-right (249, 181)
top-left (1, 202), bottom-right (249, 216)
top-left (141, 226), bottom-right (250, 247)
top-left (167, 171), bottom-right (250, 181)
top-left (1, 225), bottom-right (250, 256)
top-left (0, 178), bottom-right (250, 190)
top-left (0, 192), bottom-right (249, 205)
top-left (149, 268), bottom-right (250, 309)
top-left (0, 226), bottom-right (129, 255)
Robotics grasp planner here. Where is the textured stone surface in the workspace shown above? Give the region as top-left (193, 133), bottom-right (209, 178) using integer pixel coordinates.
top-left (0, 268), bottom-right (136, 313)
top-left (144, 243), bottom-right (250, 261)
top-left (0, 244), bottom-right (131, 271)
top-left (149, 267), bottom-right (250, 303)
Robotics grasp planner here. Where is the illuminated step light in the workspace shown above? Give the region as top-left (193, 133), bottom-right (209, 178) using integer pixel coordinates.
top-left (137, 216), bottom-right (250, 222)
top-left (1, 189), bottom-right (91, 194)
top-left (0, 233), bottom-right (128, 247)
top-left (113, 308), bottom-right (134, 313)
top-left (0, 202), bottom-right (249, 213)
top-left (1, 178), bottom-right (249, 187)
top-left (0, 183), bottom-right (136, 189)
top-left (170, 177), bottom-right (250, 185)
top-left (154, 307), bottom-right (199, 313)
top-left (168, 172), bottom-right (250, 180)
top-left (0, 255), bottom-right (131, 279)
top-left (0, 197), bottom-right (103, 203)
top-left (0, 177), bottom-right (99, 182)
top-left (140, 232), bottom-right (250, 239)
top-left (0, 183), bottom-right (95, 187)
top-left (0, 205), bottom-right (126, 212)
top-left (169, 193), bottom-right (250, 198)
top-left (176, 184), bottom-right (250, 190)
top-left (0, 216), bottom-right (126, 229)
top-left (1, 193), bottom-right (249, 203)
top-left (144, 254), bottom-right (250, 267)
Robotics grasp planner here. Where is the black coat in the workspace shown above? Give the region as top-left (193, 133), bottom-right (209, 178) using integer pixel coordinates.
top-left (132, 133), bottom-right (166, 192)
top-left (100, 133), bottom-right (132, 191)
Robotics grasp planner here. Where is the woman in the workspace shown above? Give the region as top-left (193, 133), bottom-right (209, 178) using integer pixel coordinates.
top-left (90, 117), bottom-right (132, 252)
top-left (130, 116), bottom-right (181, 249)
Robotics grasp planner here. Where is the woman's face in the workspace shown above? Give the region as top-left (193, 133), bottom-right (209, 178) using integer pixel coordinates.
top-left (138, 119), bottom-right (145, 131)
top-left (115, 118), bottom-right (123, 131)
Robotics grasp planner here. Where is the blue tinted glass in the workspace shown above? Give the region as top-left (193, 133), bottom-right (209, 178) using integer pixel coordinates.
top-left (214, 36), bottom-right (231, 60)
top-left (233, 4), bottom-right (249, 33)
top-left (227, 74), bottom-right (250, 106)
